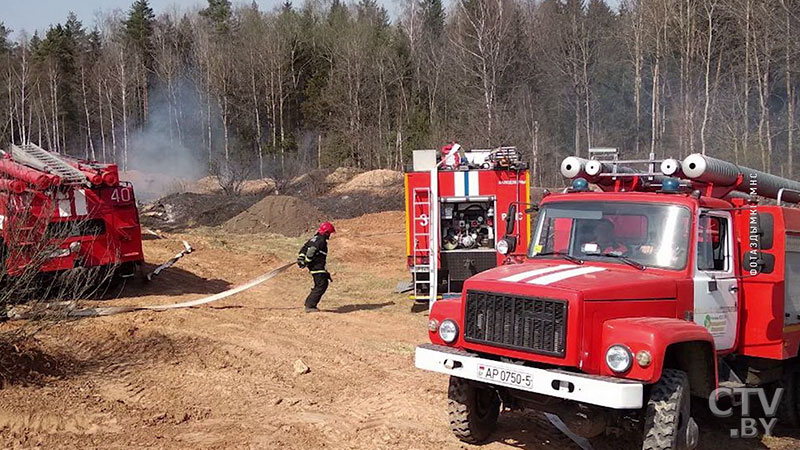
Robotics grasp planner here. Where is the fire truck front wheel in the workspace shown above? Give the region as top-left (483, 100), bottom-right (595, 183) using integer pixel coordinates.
top-left (642, 368), bottom-right (698, 450)
top-left (447, 376), bottom-right (501, 444)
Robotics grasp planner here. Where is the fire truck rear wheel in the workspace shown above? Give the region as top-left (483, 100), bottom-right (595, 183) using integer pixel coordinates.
top-left (447, 376), bottom-right (500, 444)
top-left (775, 364), bottom-right (800, 428)
top-left (642, 368), bottom-right (697, 450)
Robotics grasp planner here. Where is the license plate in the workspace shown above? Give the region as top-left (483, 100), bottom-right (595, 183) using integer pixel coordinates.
top-left (477, 364), bottom-right (532, 388)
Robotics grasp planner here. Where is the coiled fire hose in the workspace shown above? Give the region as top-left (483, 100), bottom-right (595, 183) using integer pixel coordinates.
top-left (6, 261), bottom-right (296, 320)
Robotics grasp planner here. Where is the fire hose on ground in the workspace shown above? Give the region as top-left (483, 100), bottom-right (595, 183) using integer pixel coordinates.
top-left (147, 240), bottom-right (193, 281)
top-left (6, 261), bottom-right (296, 320)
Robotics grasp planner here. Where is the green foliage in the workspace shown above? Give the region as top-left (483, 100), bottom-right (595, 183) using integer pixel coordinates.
top-left (2, 0), bottom-right (800, 181)
top-left (421, 0), bottom-right (445, 39)
top-left (0, 22), bottom-right (12, 53)
top-left (201, 0), bottom-right (234, 34)
top-left (123, 0), bottom-right (156, 66)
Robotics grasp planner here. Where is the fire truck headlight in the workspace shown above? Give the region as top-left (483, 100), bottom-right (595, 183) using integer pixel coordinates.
top-left (496, 239), bottom-right (510, 255)
top-left (438, 320), bottom-right (459, 344)
top-left (605, 345), bottom-right (633, 373)
top-left (428, 319), bottom-right (439, 332)
top-left (48, 248), bottom-right (71, 258)
top-left (69, 241), bottom-right (82, 254)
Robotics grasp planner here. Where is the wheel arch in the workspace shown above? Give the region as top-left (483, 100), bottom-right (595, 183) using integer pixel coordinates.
top-left (602, 317), bottom-right (717, 394)
top-left (663, 340), bottom-right (716, 398)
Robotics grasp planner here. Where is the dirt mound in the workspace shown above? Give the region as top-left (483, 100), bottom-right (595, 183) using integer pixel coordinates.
top-left (331, 169), bottom-right (403, 195)
top-left (281, 170), bottom-right (331, 196)
top-left (187, 176), bottom-right (220, 194)
top-left (121, 170), bottom-right (187, 202)
top-left (139, 192), bottom-right (261, 231)
top-left (309, 169), bottom-right (403, 218)
top-left (0, 341), bottom-right (71, 387)
top-left (325, 167), bottom-right (363, 184)
top-left (240, 178), bottom-right (277, 195)
top-left (311, 192), bottom-right (403, 220)
top-left (188, 176), bottom-right (277, 196)
top-left (222, 195), bottom-right (326, 236)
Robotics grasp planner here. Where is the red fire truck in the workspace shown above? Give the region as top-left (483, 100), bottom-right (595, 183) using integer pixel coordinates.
top-left (404, 144), bottom-right (531, 304)
top-left (415, 149), bottom-right (800, 449)
top-left (0, 143), bottom-right (143, 277)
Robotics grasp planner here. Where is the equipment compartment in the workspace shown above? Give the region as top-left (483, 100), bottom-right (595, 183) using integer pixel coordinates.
top-left (440, 201), bottom-right (496, 251)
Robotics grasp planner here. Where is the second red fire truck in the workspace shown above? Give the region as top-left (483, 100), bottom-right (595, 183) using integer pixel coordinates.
top-left (0, 143), bottom-right (144, 279)
top-left (404, 144), bottom-right (531, 304)
top-left (416, 149), bottom-right (800, 449)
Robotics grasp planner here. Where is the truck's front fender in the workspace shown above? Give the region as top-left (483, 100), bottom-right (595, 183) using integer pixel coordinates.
top-left (601, 317), bottom-right (717, 390)
top-left (428, 297), bottom-right (464, 346)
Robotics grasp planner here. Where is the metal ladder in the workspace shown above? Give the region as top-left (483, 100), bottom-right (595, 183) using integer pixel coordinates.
top-left (10, 143), bottom-right (88, 184)
top-left (412, 187), bottom-right (433, 301)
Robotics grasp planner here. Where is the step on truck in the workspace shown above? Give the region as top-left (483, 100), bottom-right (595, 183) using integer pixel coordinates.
top-left (415, 148), bottom-right (800, 449)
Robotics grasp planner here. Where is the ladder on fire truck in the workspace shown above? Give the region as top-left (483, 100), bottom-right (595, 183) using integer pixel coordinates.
top-left (10, 143), bottom-right (88, 185)
top-left (414, 164), bottom-right (443, 310)
top-left (412, 187), bottom-right (436, 306)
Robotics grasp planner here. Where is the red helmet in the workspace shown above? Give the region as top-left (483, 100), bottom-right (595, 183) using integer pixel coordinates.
top-left (318, 222), bottom-right (335, 235)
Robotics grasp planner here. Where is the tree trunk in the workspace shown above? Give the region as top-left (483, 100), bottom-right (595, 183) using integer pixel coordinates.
top-left (787, 10), bottom-right (794, 177)
top-left (651, 45), bottom-right (660, 155)
top-left (98, 79), bottom-right (106, 163)
top-left (206, 64), bottom-right (213, 162)
top-left (634, 10), bottom-right (642, 155)
top-left (743, 0), bottom-right (751, 165)
top-left (250, 50), bottom-right (263, 178)
top-left (81, 65), bottom-right (95, 160)
top-left (49, 67), bottom-right (59, 153)
top-left (121, 61), bottom-right (129, 171)
top-left (37, 82), bottom-right (52, 150)
top-left (6, 64), bottom-right (13, 144)
top-left (700, 2), bottom-right (715, 155)
top-left (105, 80), bottom-right (117, 163)
top-left (221, 93), bottom-right (230, 162)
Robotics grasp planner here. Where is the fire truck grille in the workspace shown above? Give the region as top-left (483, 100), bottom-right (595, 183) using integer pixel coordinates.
top-left (464, 291), bottom-right (567, 357)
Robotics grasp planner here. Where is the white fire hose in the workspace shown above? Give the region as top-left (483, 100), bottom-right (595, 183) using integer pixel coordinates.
top-left (6, 261), bottom-right (296, 320)
top-left (147, 240), bottom-right (193, 281)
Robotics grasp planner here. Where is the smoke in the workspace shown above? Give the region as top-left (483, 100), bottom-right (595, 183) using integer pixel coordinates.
top-left (121, 79), bottom-right (209, 201)
top-left (126, 79), bottom-right (205, 182)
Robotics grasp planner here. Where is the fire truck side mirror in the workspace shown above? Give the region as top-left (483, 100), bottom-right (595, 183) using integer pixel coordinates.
top-left (742, 251), bottom-right (775, 275)
top-left (505, 205), bottom-right (517, 235)
top-left (756, 213), bottom-right (774, 250)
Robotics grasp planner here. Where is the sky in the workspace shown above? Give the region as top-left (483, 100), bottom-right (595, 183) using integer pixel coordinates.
top-left (0, 0), bottom-right (401, 36)
top-left (2, 0), bottom-right (621, 38)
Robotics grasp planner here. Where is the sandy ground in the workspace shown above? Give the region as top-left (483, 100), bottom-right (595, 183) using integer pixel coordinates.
top-left (1, 211), bottom-right (799, 449)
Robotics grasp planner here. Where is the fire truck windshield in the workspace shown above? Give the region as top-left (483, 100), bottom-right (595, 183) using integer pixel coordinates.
top-left (529, 202), bottom-right (691, 270)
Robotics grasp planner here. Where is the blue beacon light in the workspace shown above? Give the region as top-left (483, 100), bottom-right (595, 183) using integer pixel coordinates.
top-left (572, 178), bottom-right (589, 191)
top-left (661, 177), bottom-right (681, 193)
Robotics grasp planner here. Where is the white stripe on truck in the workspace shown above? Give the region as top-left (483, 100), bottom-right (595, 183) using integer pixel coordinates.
top-left (527, 266), bottom-right (606, 285)
top-left (499, 265), bottom-right (573, 282)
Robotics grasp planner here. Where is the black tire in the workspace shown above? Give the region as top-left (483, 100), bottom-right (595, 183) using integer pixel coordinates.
top-left (447, 376), bottom-right (501, 444)
top-left (775, 364), bottom-right (800, 428)
top-left (642, 368), bottom-right (696, 450)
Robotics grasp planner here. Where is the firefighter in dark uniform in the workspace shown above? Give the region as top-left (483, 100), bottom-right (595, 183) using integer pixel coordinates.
top-left (298, 222), bottom-right (335, 312)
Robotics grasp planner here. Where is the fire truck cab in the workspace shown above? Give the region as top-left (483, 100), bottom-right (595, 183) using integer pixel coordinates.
top-left (404, 144), bottom-right (531, 304)
top-left (415, 150), bottom-right (800, 449)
